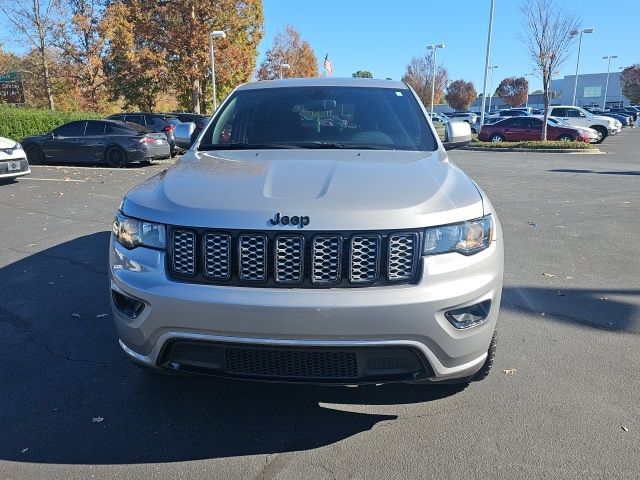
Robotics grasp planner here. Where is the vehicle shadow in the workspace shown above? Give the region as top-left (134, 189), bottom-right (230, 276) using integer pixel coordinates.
top-left (0, 232), bottom-right (463, 465)
top-left (501, 286), bottom-right (640, 332)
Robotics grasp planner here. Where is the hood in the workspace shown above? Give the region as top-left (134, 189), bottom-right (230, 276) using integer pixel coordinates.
top-left (591, 114), bottom-right (615, 124)
top-left (122, 149), bottom-right (484, 231)
top-left (0, 137), bottom-right (17, 148)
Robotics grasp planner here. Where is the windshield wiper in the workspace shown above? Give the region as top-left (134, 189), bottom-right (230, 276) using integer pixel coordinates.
top-left (198, 143), bottom-right (303, 150)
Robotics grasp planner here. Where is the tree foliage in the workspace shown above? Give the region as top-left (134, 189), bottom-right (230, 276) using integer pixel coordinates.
top-left (495, 76), bottom-right (528, 107)
top-left (520, 0), bottom-right (578, 139)
top-left (352, 70), bottom-right (373, 78)
top-left (56, 0), bottom-right (109, 111)
top-left (401, 54), bottom-right (448, 107)
top-left (445, 79), bottom-right (477, 111)
top-left (620, 65), bottom-right (640, 104)
top-left (257, 25), bottom-right (318, 80)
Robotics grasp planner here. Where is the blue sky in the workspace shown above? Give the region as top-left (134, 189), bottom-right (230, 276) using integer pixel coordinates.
top-left (259, 0), bottom-right (640, 92)
top-left (1, 0), bottom-right (638, 93)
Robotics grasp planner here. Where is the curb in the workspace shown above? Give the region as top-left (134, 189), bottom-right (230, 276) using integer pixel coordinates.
top-left (462, 146), bottom-right (603, 154)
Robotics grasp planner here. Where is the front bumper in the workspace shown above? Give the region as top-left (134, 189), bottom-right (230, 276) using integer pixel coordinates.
top-left (110, 235), bottom-right (503, 383)
top-left (0, 158), bottom-right (30, 179)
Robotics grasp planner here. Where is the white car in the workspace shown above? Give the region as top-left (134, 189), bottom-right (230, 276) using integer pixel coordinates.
top-left (547, 106), bottom-right (620, 143)
top-left (0, 137), bottom-right (30, 181)
top-left (446, 112), bottom-right (479, 124)
top-left (540, 117), bottom-right (600, 143)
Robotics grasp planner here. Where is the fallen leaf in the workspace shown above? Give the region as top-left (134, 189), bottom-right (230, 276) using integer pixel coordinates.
top-left (621, 426), bottom-right (629, 432)
top-left (92, 417), bottom-right (103, 423)
top-left (565, 276), bottom-right (574, 280)
top-left (600, 297), bottom-right (609, 301)
top-left (542, 273), bottom-right (555, 277)
top-left (502, 369), bottom-right (517, 375)
top-left (557, 292), bottom-right (565, 297)
top-left (72, 313), bottom-right (81, 318)
top-left (541, 312), bottom-right (546, 317)
top-left (21, 448), bottom-right (28, 453)
top-left (556, 225), bottom-right (564, 228)
top-left (27, 243), bottom-right (36, 247)
top-left (96, 313), bottom-right (109, 318)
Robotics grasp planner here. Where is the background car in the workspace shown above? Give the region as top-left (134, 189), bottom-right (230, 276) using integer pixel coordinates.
top-left (446, 112), bottom-right (478, 123)
top-left (497, 109), bottom-right (531, 117)
top-left (543, 117), bottom-right (599, 142)
top-left (21, 120), bottom-right (170, 167)
top-left (107, 113), bottom-right (181, 155)
top-left (166, 112), bottom-right (211, 143)
top-left (0, 137), bottom-right (30, 181)
top-left (478, 116), bottom-right (590, 142)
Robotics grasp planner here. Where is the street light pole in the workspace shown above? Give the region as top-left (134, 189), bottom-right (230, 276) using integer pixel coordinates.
top-left (210, 30), bottom-right (226, 112)
top-left (426, 43), bottom-right (445, 118)
top-left (602, 55), bottom-right (617, 108)
top-left (571, 28), bottom-right (594, 106)
top-left (488, 65), bottom-right (498, 112)
top-left (480, 0), bottom-right (495, 126)
top-left (279, 63), bottom-right (290, 79)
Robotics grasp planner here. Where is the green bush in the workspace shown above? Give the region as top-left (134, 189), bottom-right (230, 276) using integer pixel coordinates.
top-left (469, 139), bottom-right (595, 150)
top-left (0, 106), bottom-right (102, 140)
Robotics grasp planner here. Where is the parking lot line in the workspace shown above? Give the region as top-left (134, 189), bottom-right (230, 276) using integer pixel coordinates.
top-left (21, 177), bottom-right (86, 183)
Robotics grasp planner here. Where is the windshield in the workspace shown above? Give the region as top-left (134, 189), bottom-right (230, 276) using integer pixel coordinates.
top-left (199, 86), bottom-right (436, 151)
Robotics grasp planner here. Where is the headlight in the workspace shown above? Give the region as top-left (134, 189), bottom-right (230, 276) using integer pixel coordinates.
top-left (112, 211), bottom-right (166, 249)
top-left (423, 215), bottom-right (493, 256)
top-left (0, 142), bottom-right (22, 155)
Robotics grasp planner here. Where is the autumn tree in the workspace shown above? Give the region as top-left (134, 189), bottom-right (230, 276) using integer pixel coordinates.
top-left (495, 76), bottom-right (528, 107)
top-left (102, 0), bottom-right (170, 111)
top-left (56, 0), bottom-right (109, 111)
top-left (445, 80), bottom-right (477, 111)
top-left (257, 25), bottom-right (318, 80)
top-left (401, 54), bottom-right (448, 108)
top-left (0, 0), bottom-right (63, 110)
top-left (352, 70), bottom-right (373, 78)
top-left (520, 0), bottom-right (578, 139)
top-left (153, 0), bottom-right (264, 113)
top-left (620, 65), bottom-right (640, 104)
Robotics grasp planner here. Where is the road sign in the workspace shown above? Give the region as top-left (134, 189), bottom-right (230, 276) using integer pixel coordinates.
top-left (0, 71), bottom-right (25, 104)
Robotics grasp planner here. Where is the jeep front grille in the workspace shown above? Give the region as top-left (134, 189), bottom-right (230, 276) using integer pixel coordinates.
top-left (169, 228), bottom-right (420, 287)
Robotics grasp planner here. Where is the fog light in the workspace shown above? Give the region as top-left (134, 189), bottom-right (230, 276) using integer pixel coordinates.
top-left (111, 290), bottom-right (145, 319)
top-left (445, 300), bottom-right (491, 329)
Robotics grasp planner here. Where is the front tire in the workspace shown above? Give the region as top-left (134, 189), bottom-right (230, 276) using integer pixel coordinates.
top-left (24, 144), bottom-right (45, 164)
top-left (472, 329), bottom-right (497, 382)
top-left (557, 134), bottom-right (573, 141)
top-left (105, 146), bottom-right (128, 168)
top-left (591, 126), bottom-right (607, 144)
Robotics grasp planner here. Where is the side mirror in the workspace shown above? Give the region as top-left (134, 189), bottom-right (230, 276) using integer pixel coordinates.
top-left (442, 121), bottom-right (472, 150)
top-left (174, 122), bottom-right (196, 149)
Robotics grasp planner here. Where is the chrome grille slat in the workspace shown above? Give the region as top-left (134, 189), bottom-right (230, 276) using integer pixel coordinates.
top-left (203, 233), bottom-right (231, 280)
top-left (170, 229), bottom-right (419, 286)
top-left (238, 234), bottom-right (267, 281)
top-left (275, 235), bottom-right (304, 283)
top-left (388, 233), bottom-right (418, 281)
top-left (349, 235), bottom-right (381, 283)
top-left (311, 235), bottom-right (342, 285)
top-left (172, 230), bottom-right (196, 275)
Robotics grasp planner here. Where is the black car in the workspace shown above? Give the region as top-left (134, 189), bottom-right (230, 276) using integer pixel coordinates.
top-left (107, 112), bottom-right (181, 154)
top-left (498, 109), bottom-right (530, 116)
top-left (21, 120), bottom-right (170, 167)
top-left (167, 112), bottom-right (211, 142)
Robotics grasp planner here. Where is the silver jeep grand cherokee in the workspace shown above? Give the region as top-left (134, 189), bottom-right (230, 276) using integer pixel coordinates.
top-left (110, 78), bottom-right (503, 385)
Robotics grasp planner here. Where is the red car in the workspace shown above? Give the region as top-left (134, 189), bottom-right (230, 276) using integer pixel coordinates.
top-left (478, 117), bottom-right (589, 142)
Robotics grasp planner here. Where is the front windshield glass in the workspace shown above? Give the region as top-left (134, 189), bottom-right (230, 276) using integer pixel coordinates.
top-left (199, 86), bottom-right (436, 151)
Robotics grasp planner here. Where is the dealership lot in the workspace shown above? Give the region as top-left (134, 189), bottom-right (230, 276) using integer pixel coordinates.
top-left (0, 131), bottom-right (638, 479)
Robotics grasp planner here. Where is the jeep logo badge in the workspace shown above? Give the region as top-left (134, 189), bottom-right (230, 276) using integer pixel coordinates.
top-left (270, 213), bottom-right (310, 228)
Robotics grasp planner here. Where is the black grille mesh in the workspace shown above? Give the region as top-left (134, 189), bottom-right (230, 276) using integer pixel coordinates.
top-left (169, 229), bottom-right (420, 287)
top-left (224, 348), bottom-right (358, 378)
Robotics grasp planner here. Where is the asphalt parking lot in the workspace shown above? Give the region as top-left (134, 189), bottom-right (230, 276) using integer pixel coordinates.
top-left (1, 130), bottom-right (638, 480)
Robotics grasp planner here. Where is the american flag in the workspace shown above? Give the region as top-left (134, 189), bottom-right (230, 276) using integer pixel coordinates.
top-left (323, 54), bottom-right (333, 76)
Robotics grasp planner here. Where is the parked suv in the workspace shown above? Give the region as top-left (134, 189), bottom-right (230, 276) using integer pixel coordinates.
top-left (548, 106), bottom-right (620, 143)
top-left (107, 113), bottom-right (181, 155)
top-left (110, 78), bottom-right (503, 385)
top-left (446, 112), bottom-right (479, 123)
